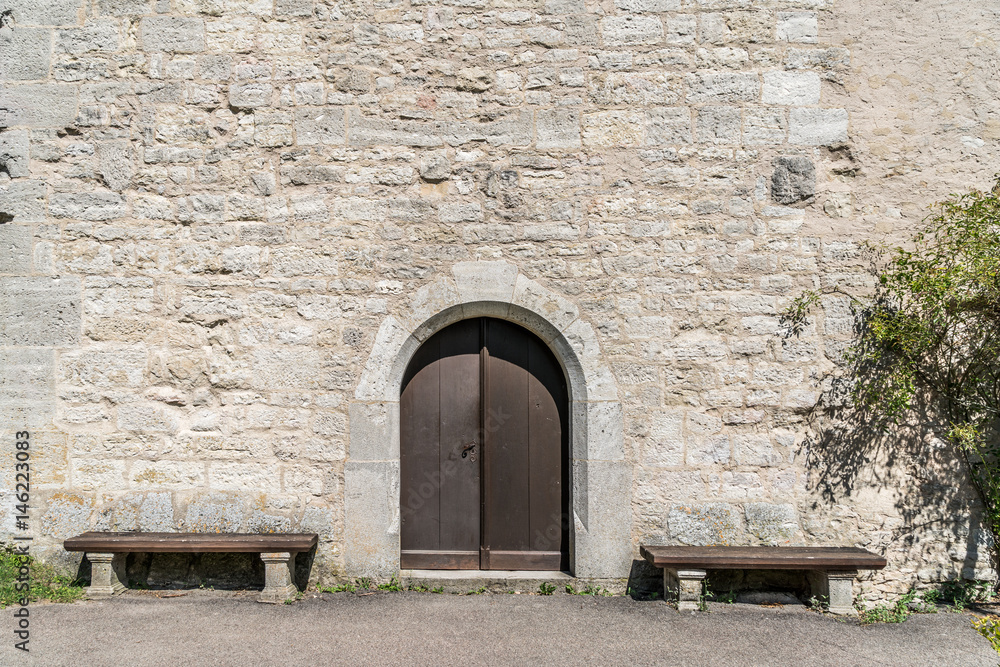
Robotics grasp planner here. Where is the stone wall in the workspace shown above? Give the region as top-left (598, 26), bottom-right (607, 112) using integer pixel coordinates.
top-left (1, 0), bottom-right (997, 597)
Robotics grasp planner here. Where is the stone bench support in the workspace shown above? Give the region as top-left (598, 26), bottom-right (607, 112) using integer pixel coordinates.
top-left (664, 568), bottom-right (707, 612)
top-left (807, 569), bottom-right (858, 615)
top-left (259, 552), bottom-right (299, 604)
top-left (86, 552), bottom-right (127, 598)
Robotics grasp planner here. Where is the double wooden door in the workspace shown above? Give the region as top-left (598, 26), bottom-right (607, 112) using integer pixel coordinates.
top-left (400, 318), bottom-right (568, 571)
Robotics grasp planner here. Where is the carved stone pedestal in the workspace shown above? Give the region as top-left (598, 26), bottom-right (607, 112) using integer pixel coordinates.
top-left (808, 569), bottom-right (858, 615)
top-left (86, 552), bottom-right (127, 598)
top-left (664, 568), bottom-right (707, 612)
top-left (259, 551), bottom-right (298, 603)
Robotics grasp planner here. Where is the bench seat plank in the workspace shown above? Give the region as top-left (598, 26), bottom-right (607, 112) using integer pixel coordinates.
top-left (64, 532), bottom-right (318, 554)
top-left (640, 545), bottom-right (886, 570)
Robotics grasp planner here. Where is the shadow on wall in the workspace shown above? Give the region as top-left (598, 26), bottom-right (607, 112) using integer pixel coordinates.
top-left (797, 376), bottom-right (995, 585)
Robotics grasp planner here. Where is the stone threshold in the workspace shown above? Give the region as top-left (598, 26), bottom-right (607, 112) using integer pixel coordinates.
top-left (399, 569), bottom-right (573, 594)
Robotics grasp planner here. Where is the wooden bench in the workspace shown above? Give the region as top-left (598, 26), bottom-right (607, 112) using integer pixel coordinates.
top-left (65, 532), bottom-right (318, 603)
top-left (640, 545), bottom-right (887, 614)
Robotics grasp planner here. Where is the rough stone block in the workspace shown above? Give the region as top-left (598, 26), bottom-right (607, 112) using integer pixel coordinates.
top-left (96, 141), bottom-right (133, 192)
top-left (574, 401), bottom-right (624, 461)
top-left (536, 109), bottom-right (580, 150)
top-left (294, 107), bottom-right (345, 146)
top-left (131, 461), bottom-right (205, 488)
top-left (348, 402), bottom-right (399, 462)
top-left (0, 180), bottom-right (46, 222)
top-left (771, 156), bottom-right (815, 204)
top-left (0, 276), bottom-right (81, 346)
top-left (271, 246), bottom-right (338, 276)
top-left (56, 19), bottom-right (121, 54)
top-left (743, 107), bottom-right (786, 145)
top-left (0, 84), bottom-right (79, 128)
top-left (0, 0), bottom-right (81, 25)
top-left (0, 130), bottom-right (29, 178)
top-left (49, 191), bottom-right (126, 221)
top-left (615, 0), bottom-right (680, 11)
top-left (0, 26), bottom-right (52, 80)
top-left (686, 72), bottom-right (759, 103)
top-left (582, 110), bottom-right (643, 147)
top-left (140, 17), bottom-right (205, 53)
top-left (745, 502), bottom-right (799, 545)
top-left (72, 459), bottom-right (128, 491)
top-left (687, 435), bottom-right (731, 466)
top-left (343, 460), bottom-right (400, 577)
top-left (0, 348), bottom-right (55, 429)
top-left (600, 16), bottom-right (663, 46)
top-left (118, 404), bottom-right (180, 433)
top-left (229, 82), bottom-right (273, 109)
top-left (777, 11), bottom-right (817, 43)
top-left (60, 347), bottom-right (146, 387)
top-left (668, 503), bottom-right (744, 546)
top-left (453, 260), bottom-right (518, 304)
top-left (789, 108), bottom-right (848, 145)
top-left (761, 71), bottom-right (820, 105)
top-left (97, 0), bottom-right (150, 16)
top-left (0, 224), bottom-right (31, 273)
top-left (696, 106), bottom-right (740, 144)
top-left (645, 107), bottom-right (691, 145)
top-left (733, 434), bottom-right (782, 466)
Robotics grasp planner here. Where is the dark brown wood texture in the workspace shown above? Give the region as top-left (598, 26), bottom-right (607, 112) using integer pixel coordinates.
top-left (400, 318), bottom-right (568, 571)
top-left (63, 532), bottom-right (317, 553)
top-left (400, 319), bottom-right (481, 568)
top-left (483, 319), bottom-right (567, 569)
top-left (639, 545), bottom-right (887, 570)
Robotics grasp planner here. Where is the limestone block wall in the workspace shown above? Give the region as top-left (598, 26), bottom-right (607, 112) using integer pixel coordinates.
top-left (0, 0), bottom-right (997, 595)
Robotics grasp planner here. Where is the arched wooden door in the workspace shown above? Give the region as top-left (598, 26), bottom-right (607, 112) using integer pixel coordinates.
top-left (400, 318), bottom-right (569, 571)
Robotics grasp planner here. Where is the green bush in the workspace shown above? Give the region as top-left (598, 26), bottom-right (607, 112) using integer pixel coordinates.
top-left (972, 615), bottom-right (1000, 654)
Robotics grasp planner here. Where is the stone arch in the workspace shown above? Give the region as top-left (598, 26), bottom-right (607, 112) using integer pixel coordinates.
top-left (344, 261), bottom-right (631, 578)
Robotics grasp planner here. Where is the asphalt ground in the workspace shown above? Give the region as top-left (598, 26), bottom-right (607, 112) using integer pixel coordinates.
top-left (4, 590), bottom-right (996, 666)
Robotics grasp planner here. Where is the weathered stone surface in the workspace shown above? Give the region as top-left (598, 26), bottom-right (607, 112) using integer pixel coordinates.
top-left (49, 191), bottom-right (126, 220)
top-left (761, 71), bottom-right (821, 105)
top-left (0, 348), bottom-right (55, 429)
top-left (0, 26), bottom-right (52, 80)
top-left (789, 108), bottom-right (848, 145)
top-left (745, 502), bottom-right (799, 545)
top-left (686, 72), bottom-right (759, 103)
top-left (668, 503), bottom-right (744, 546)
top-left (0, 223), bottom-right (32, 273)
top-left (294, 108), bottom-right (346, 146)
top-left (96, 141), bottom-right (133, 192)
top-left (0, 130), bottom-right (30, 178)
top-left (0, 0), bottom-right (81, 26)
top-left (140, 17), bottom-right (205, 53)
top-left (0, 84), bottom-right (79, 128)
top-left (537, 109), bottom-right (581, 150)
top-left (0, 276), bottom-right (80, 346)
top-left (600, 16), bottom-right (663, 46)
top-left (771, 156), bottom-right (815, 204)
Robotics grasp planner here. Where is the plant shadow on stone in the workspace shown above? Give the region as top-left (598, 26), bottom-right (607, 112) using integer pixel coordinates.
top-left (782, 178), bottom-right (1000, 592)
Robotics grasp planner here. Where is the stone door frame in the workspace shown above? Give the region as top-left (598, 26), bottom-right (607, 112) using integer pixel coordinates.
top-left (344, 261), bottom-right (631, 578)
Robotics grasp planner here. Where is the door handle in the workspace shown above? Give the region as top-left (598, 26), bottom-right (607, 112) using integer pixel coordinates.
top-left (461, 443), bottom-right (476, 459)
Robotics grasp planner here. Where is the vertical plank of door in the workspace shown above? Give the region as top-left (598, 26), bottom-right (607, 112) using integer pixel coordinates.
top-left (484, 319), bottom-right (530, 554)
top-left (527, 335), bottom-right (564, 553)
top-left (400, 335), bottom-right (441, 553)
top-left (437, 319), bottom-right (481, 554)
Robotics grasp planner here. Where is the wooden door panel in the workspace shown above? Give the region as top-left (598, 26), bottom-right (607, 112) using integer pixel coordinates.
top-left (400, 319), bottom-right (480, 568)
top-left (527, 334), bottom-right (565, 554)
top-left (483, 319), bottom-right (566, 570)
top-left (401, 317), bottom-right (567, 571)
top-left (484, 319), bottom-right (531, 555)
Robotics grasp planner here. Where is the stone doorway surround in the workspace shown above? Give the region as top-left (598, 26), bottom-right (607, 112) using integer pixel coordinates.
top-left (344, 261), bottom-right (631, 579)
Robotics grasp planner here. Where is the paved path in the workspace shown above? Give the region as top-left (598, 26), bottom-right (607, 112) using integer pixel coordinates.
top-left (5, 591), bottom-right (995, 666)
